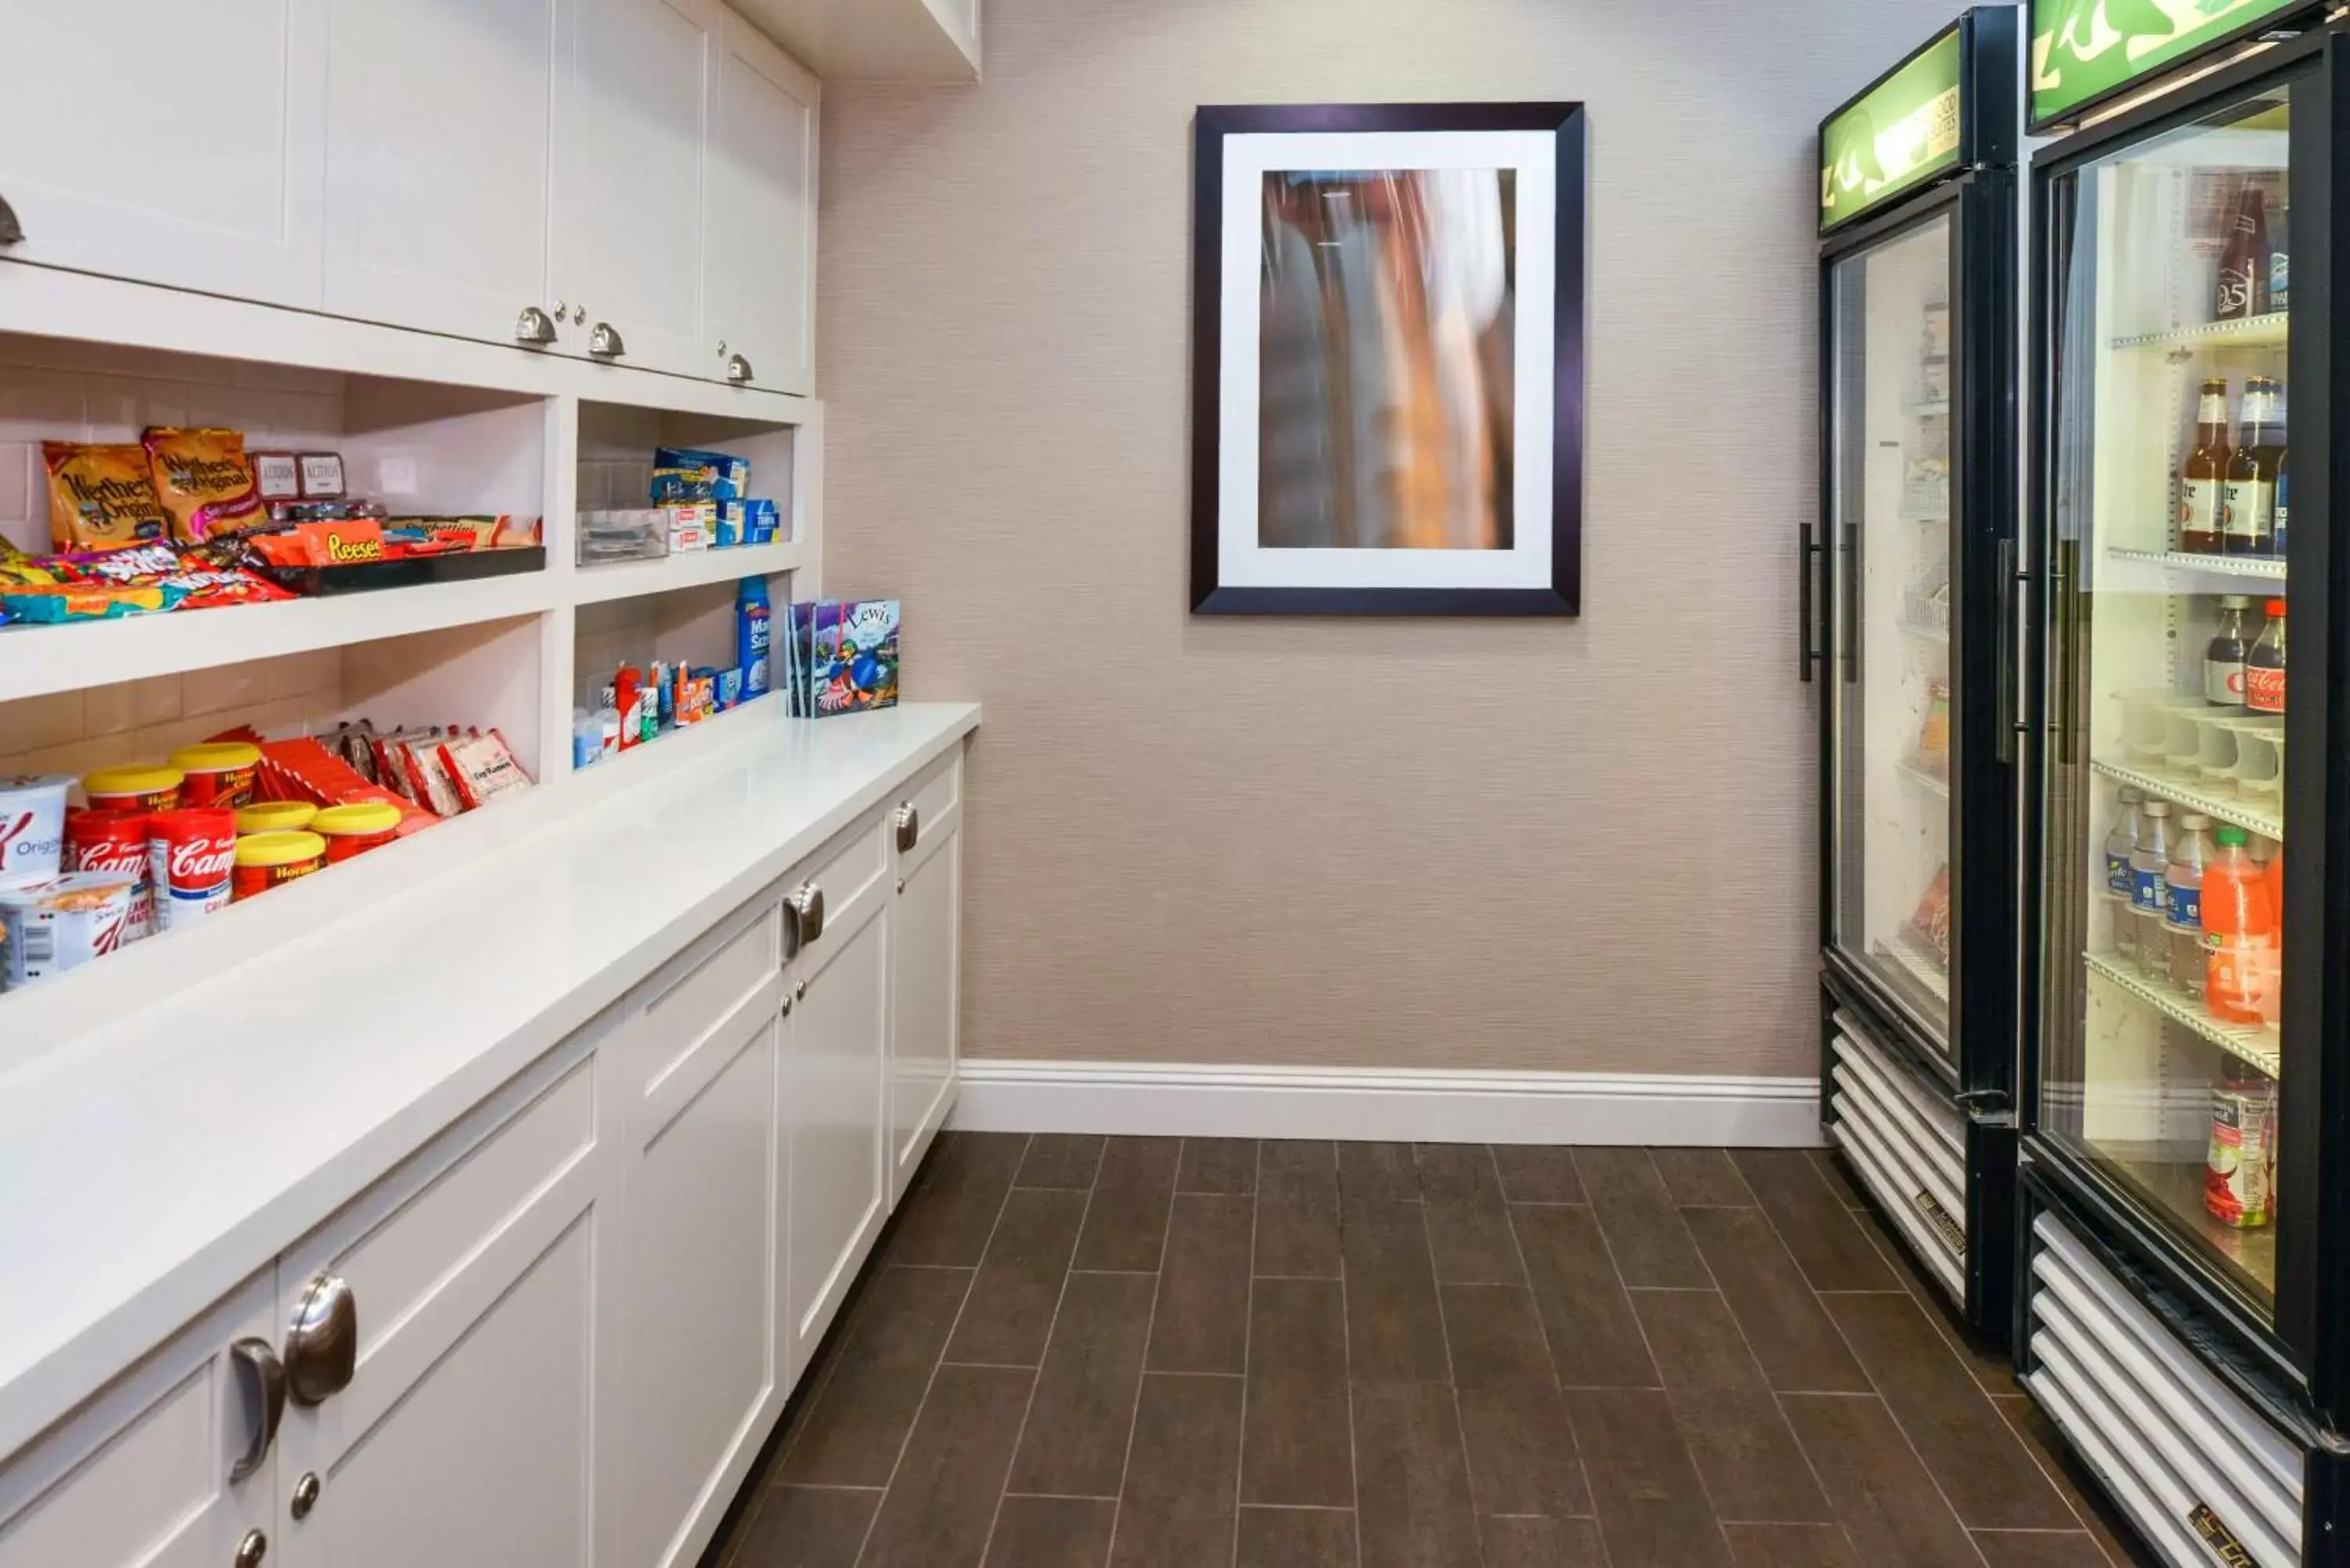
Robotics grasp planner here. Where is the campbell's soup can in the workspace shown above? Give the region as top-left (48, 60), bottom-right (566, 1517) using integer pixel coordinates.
top-left (148, 808), bottom-right (237, 930)
top-left (63, 809), bottom-right (154, 943)
top-left (0, 873), bottom-right (137, 989)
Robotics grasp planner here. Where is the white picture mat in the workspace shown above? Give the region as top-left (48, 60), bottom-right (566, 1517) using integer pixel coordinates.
top-left (1217, 128), bottom-right (1556, 591)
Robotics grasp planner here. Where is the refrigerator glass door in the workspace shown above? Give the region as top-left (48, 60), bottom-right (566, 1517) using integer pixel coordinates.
top-left (2040, 86), bottom-right (2290, 1318)
top-left (1831, 210), bottom-right (1957, 1057)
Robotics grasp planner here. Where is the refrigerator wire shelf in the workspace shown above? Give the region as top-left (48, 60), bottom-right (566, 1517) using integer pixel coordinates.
top-left (1874, 930), bottom-right (1950, 1006)
top-left (1897, 754), bottom-right (1951, 799)
top-left (2089, 757), bottom-right (2282, 844)
top-left (2105, 547), bottom-right (2288, 583)
top-left (2108, 311), bottom-right (2289, 351)
top-left (2083, 952), bottom-right (2280, 1078)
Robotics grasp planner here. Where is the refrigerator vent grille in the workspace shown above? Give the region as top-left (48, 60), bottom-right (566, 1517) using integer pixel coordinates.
top-left (2025, 1213), bottom-right (2301, 1568)
top-left (1824, 1021), bottom-right (1965, 1301)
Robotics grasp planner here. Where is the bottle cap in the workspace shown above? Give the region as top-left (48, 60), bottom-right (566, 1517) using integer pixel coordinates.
top-left (2219, 594), bottom-right (2251, 609)
top-left (2142, 800), bottom-right (2171, 817)
top-left (2215, 825), bottom-right (2250, 847)
top-left (2181, 814), bottom-right (2211, 829)
top-left (2266, 598), bottom-right (2287, 616)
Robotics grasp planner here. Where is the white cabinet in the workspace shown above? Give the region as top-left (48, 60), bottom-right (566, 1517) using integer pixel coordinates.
top-left (610, 903), bottom-right (785, 1568)
top-left (554, 0), bottom-right (723, 380)
top-left (272, 1031), bottom-right (609, 1568)
top-left (0, 1271), bottom-right (278, 1568)
top-left (0, 0), bottom-right (328, 307)
top-left (783, 808), bottom-right (895, 1369)
top-left (706, 13), bottom-right (820, 396)
top-left (322, 0), bottom-right (561, 346)
top-left (888, 753), bottom-right (963, 1204)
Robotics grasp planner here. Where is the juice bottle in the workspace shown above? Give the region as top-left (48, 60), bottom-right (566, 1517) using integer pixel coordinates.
top-left (2205, 825), bottom-right (2276, 1024)
top-left (2165, 813), bottom-right (2214, 999)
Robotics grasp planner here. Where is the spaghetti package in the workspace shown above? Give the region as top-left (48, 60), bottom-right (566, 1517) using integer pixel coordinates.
top-left (42, 443), bottom-right (172, 551)
top-left (143, 428), bottom-right (267, 542)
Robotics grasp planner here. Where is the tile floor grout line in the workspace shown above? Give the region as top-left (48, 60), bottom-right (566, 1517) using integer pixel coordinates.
top-left (1496, 1144), bottom-right (1614, 1568)
top-left (1225, 1140), bottom-right (1260, 1568)
top-left (1582, 1147), bottom-right (1737, 1566)
top-left (972, 1138), bottom-right (1099, 1568)
top-left (1746, 1156), bottom-right (1997, 1568)
top-left (1409, 1144), bottom-right (1480, 1567)
top-left (1101, 1137), bottom-right (1181, 1568)
top-left (1672, 1190), bottom-right (1848, 1558)
top-left (845, 1133), bottom-right (1032, 1568)
top-left (1338, 1143), bottom-right (1365, 1568)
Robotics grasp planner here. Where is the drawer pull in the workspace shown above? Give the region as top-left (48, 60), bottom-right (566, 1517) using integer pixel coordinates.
top-left (787, 882), bottom-right (825, 948)
top-left (0, 194), bottom-right (22, 246)
top-left (895, 802), bottom-right (920, 853)
top-left (285, 1270), bottom-right (358, 1405)
top-left (513, 305), bottom-right (558, 345)
top-left (227, 1337), bottom-right (285, 1484)
top-left (588, 320), bottom-right (626, 359)
top-left (725, 352), bottom-right (754, 385)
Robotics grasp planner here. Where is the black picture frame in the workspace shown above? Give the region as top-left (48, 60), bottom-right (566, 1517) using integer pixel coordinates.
top-left (1189, 101), bottom-right (1587, 616)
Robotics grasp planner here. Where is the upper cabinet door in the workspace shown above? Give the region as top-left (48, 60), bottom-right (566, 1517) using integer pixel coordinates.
top-left (552, 0), bottom-right (720, 380)
top-left (322, 0), bottom-right (560, 347)
top-left (706, 14), bottom-right (819, 396)
top-left (0, 0), bottom-right (327, 308)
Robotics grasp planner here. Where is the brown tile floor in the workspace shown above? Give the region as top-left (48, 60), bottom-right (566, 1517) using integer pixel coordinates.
top-left (713, 1136), bottom-right (2157, 1568)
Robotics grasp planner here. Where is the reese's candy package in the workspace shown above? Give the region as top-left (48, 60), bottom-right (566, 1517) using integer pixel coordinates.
top-left (42, 442), bottom-right (172, 552)
top-left (142, 428), bottom-right (266, 543)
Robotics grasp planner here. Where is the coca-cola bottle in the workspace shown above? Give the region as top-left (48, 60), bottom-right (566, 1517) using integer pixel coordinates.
top-left (2247, 599), bottom-right (2287, 714)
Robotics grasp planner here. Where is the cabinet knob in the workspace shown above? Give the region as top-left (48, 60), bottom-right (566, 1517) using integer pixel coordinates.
top-left (571, 304), bottom-right (587, 325)
top-left (786, 882), bottom-right (825, 948)
top-left (795, 978), bottom-right (807, 1003)
top-left (726, 353), bottom-right (755, 385)
top-left (227, 1338), bottom-right (286, 1485)
top-left (0, 193), bottom-right (22, 247)
top-left (514, 305), bottom-right (559, 346)
top-left (284, 1270), bottom-right (358, 1406)
top-left (895, 802), bottom-right (920, 854)
top-left (291, 1471), bottom-right (321, 1520)
top-left (233, 1530), bottom-right (268, 1568)
top-left (780, 992), bottom-right (793, 1017)
top-left (588, 321), bottom-right (627, 359)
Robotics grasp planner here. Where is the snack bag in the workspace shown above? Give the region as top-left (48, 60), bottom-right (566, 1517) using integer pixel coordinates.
top-left (42, 443), bottom-right (172, 551)
top-left (143, 427), bottom-right (266, 542)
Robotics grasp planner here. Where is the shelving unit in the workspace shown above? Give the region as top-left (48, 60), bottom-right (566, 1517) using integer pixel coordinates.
top-left (2085, 952), bottom-right (2280, 1078)
top-left (2089, 757), bottom-right (2282, 842)
top-left (2109, 311), bottom-right (2290, 350)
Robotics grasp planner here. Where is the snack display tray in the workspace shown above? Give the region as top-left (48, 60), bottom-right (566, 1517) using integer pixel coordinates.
top-left (257, 545), bottom-right (546, 597)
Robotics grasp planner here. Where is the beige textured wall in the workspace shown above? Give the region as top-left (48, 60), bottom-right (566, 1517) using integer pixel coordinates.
top-left (819, 0), bottom-right (1961, 1076)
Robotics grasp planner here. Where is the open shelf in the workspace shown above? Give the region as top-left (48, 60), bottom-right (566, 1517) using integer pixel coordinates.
top-left (2090, 757), bottom-right (2281, 843)
top-left (2110, 312), bottom-right (2289, 350)
top-left (571, 539), bottom-right (808, 607)
top-left (2084, 952), bottom-right (2280, 1078)
top-left (1874, 930), bottom-right (1950, 1006)
top-left (2105, 547), bottom-right (2287, 587)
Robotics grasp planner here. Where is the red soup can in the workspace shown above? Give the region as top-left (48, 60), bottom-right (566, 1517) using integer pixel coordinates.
top-left (148, 808), bottom-right (237, 930)
top-left (63, 808), bottom-right (154, 943)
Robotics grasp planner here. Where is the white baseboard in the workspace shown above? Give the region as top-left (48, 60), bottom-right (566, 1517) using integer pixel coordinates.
top-left (949, 1060), bottom-right (1825, 1147)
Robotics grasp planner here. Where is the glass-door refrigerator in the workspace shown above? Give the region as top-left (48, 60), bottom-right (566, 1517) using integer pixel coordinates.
top-left (1813, 5), bottom-right (2023, 1342)
top-left (2018, 2), bottom-right (2350, 1561)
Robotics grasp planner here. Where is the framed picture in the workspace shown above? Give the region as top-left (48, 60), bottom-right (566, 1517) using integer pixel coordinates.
top-left (1191, 102), bottom-right (1586, 616)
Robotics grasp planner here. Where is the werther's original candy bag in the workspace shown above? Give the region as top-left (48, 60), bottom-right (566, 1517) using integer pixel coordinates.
top-left (42, 442), bottom-right (171, 551)
top-left (143, 427), bottom-right (266, 542)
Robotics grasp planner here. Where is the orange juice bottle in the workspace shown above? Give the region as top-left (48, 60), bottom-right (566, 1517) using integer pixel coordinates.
top-left (2205, 826), bottom-right (2276, 1024)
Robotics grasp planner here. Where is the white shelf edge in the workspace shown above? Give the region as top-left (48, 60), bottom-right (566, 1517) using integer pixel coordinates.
top-left (569, 540), bottom-right (809, 605)
top-left (0, 569), bottom-right (555, 705)
top-left (1897, 617), bottom-right (1949, 644)
top-left (2089, 757), bottom-right (2282, 844)
top-left (2109, 312), bottom-right (2289, 350)
top-left (2084, 951), bottom-right (2280, 1078)
top-left (1896, 756), bottom-right (1950, 799)
top-left (1874, 930), bottom-right (1950, 1006)
top-left (2106, 547), bottom-right (2288, 583)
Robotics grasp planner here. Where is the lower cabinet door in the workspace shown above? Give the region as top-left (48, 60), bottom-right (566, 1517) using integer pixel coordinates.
top-left (0, 1270), bottom-right (278, 1568)
top-left (784, 817), bottom-right (894, 1371)
top-left (613, 1000), bottom-right (783, 1568)
top-left (889, 798), bottom-right (961, 1206)
top-left (272, 1028), bottom-right (612, 1568)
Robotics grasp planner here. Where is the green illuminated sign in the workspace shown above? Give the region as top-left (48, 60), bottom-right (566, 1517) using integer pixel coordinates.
top-left (1821, 28), bottom-right (1965, 232)
top-left (2031, 0), bottom-right (2305, 125)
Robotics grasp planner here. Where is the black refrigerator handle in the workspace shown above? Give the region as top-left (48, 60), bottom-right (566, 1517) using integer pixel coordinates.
top-left (1841, 524), bottom-right (1861, 683)
top-left (1996, 537), bottom-right (2020, 765)
top-left (1799, 524), bottom-right (1822, 682)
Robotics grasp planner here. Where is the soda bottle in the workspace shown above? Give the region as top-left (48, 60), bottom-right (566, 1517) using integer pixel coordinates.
top-left (2247, 600), bottom-right (2286, 714)
top-left (2165, 813), bottom-right (2214, 999)
top-left (2205, 597), bottom-right (2252, 708)
top-left (2205, 825), bottom-right (2276, 1024)
top-left (2131, 801), bottom-right (2174, 980)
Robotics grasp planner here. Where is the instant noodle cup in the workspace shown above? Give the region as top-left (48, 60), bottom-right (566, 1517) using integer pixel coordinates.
top-left (147, 807), bottom-right (236, 930)
top-left (170, 742), bottom-right (261, 809)
top-left (236, 800), bottom-right (317, 835)
top-left (83, 764), bottom-right (185, 814)
top-left (310, 802), bottom-right (401, 863)
top-left (0, 872), bottom-right (136, 988)
top-left (232, 830), bottom-right (325, 901)
top-left (0, 775), bottom-right (70, 883)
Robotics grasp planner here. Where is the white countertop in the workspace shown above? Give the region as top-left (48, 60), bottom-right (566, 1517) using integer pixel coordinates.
top-left (0, 701), bottom-right (979, 1461)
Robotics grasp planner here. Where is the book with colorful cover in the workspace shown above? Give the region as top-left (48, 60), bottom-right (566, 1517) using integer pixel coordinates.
top-left (785, 598), bottom-right (899, 717)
